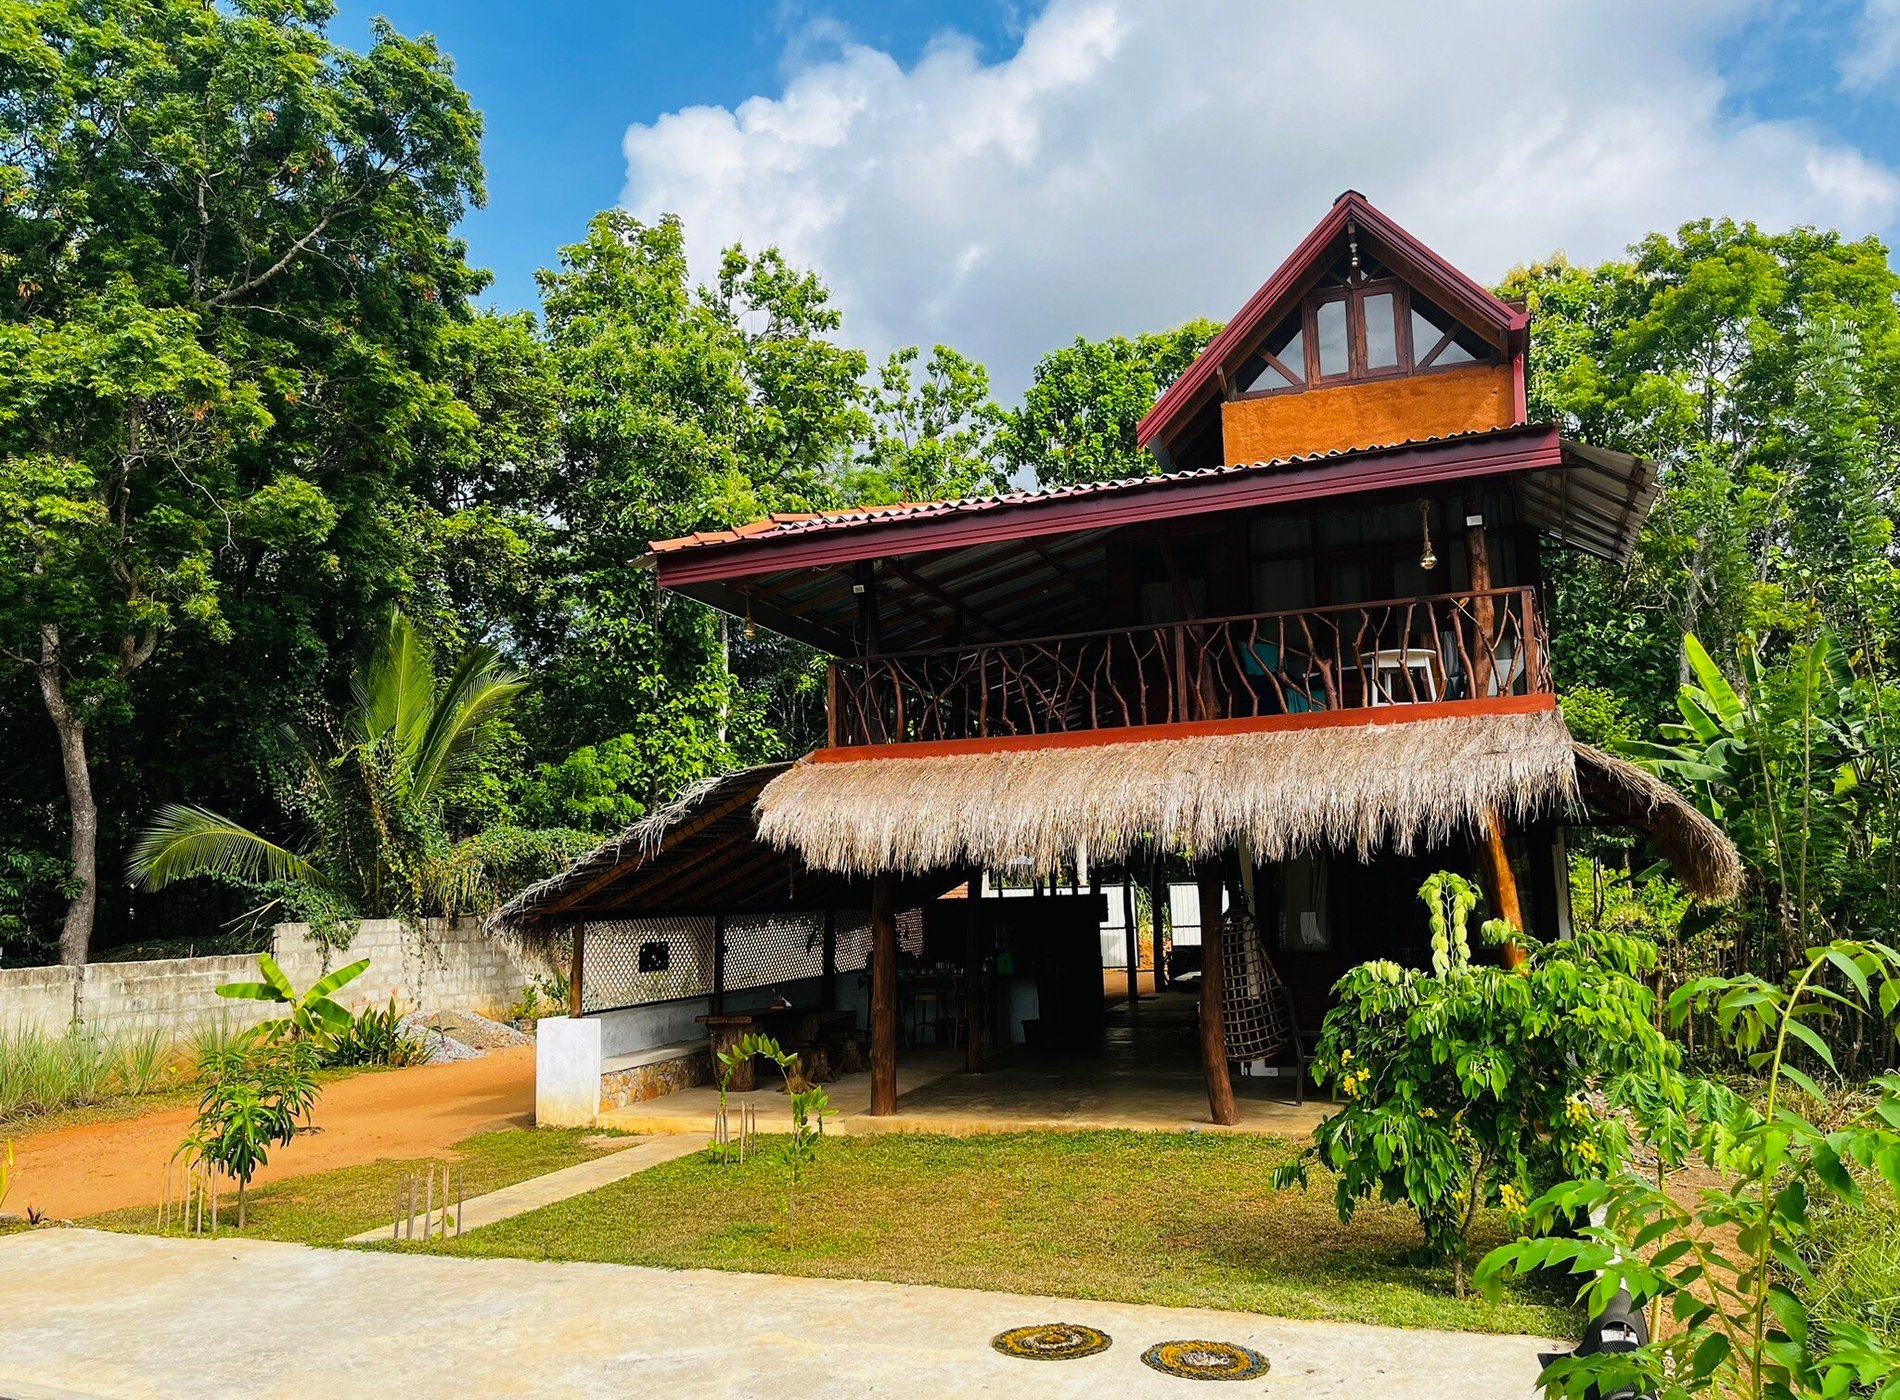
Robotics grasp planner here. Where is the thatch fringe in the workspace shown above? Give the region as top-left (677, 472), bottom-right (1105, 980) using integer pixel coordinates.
top-left (490, 762), bottom-right (791, 938)
top-left (1572, 744), bottom-right (1743, 902)
top-left (756, 710), bottom-right (1579, 878)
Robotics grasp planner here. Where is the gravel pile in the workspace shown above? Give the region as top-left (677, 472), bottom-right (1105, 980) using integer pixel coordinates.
top-left (397, 1009), bottom-right (534, 1062)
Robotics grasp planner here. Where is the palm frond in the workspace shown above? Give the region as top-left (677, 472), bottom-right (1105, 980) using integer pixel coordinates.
top-left (411, 644), bottom-right (527, 800)
top-left (349, 609), bottom-right (435, 755)
top-left (127, 804), bottom-right (318, 890)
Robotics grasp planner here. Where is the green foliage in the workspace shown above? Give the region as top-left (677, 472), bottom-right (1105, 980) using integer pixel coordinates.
top-left (128, 610), bottom-right (528, 931)
top-left (517, 735), bottom-right (652, 831)
top-left (712, 1032), bottom-right (831, 1240)
top-left (1477, 940), bottom-right (1900, 1399)
top-left (178, 1037), bottom-right (321, 1223)
top-left (0, 0), bottom-right (495, 961)
top-left (318, 999), bottom-right (430, 1069)
top-left (1002, 319), bottom-right (1221, 487)
top-left (1273, 875), bottom-right (1675, 1297)
top-left (0, 1023), bottom-right (186, 1121)
top-left (215, 953), bottom-right (368, 1045)
top-left (847, 345), bottom-right (1008, 503)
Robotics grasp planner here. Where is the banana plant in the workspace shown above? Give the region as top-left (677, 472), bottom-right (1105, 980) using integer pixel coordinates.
top-left (217, 953), bottom-right (369, 1044)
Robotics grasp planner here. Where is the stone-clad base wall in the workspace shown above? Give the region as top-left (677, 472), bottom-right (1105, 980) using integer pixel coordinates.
top-left (600, 1047), bottom-right (713, 1112)
top-left (0, 919), bottom-right (551, 1036)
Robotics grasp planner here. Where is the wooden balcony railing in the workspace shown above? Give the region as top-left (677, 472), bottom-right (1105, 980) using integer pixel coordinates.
top-left (826, 587), bottom-right (1550, 748)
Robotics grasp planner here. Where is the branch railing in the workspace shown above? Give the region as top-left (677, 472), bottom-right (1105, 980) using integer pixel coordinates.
top-left (827, 586), bottom-right (1549, 747)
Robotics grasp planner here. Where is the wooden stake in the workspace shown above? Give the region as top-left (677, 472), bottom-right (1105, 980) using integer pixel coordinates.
top-left (1196, 859), bottom-right (1240, 1126)
top-left (869, 871), bottom-right (899, 1116)
top-left (568, 925), bottom-right (585, 1019)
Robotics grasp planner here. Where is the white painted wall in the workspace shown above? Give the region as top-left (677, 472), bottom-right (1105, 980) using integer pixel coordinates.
top-left (534, 1016), bottom-right (602, 1127)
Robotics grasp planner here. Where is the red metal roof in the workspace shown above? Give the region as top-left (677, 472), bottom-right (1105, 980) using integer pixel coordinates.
top-left (1135, 191), bottom-right (1530, 454)
top-left (648, 423), bottom-right (1557, 578)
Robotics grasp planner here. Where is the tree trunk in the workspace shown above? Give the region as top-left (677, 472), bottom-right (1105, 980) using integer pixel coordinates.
top-left (37, 623), bottom-right (99, 966)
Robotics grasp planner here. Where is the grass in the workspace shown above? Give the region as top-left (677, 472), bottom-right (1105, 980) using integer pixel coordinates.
top-left (83, 1127), bottom-right (631, 1246)
top-left (1804, 1187), bottom-right (1900, 1354)
top-left (403, 1130), bottom-right (1574, 1337)
top-left (0, 1024), bottom-right (196, 1126)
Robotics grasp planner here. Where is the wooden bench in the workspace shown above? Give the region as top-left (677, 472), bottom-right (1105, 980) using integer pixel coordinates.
top-left (696, 1007), bottom-right (859, 1090)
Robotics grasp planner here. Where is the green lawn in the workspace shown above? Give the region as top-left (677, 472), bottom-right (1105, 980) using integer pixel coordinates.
top-left (84, 1127), bottom-right (629, 1245)
top-left (406, 1130), bottom-right (1574, 1337)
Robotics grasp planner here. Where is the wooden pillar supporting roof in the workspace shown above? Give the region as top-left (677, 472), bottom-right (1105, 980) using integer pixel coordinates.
top-left (1196, 859), bottom-right (1240, 1126)
top-left (868, 872), bottom-right (899, 1116)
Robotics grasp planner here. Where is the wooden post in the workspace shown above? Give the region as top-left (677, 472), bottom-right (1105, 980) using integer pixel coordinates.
top-left (567, 924), bottom-right (585, 1019)
top-left (1466, 511), bottom-right (1497, 687)
top-left (1149, 856), bottom-right (1170, 992)
top-left (820, 908), bottom-right (838, 1012)
top-left (712, 912), bottom-right (727, 1013)
top-left (1475, 810), bottom-right (1528, 970)
top-left (964, 877), bottom-right (985, 1073)
top-left (869, 872), bottom-right (899, 1116)
top-left (1122, 866), bottom-right (1140, 1016)
top-left (1195, 859), bottom-right (1240, 1126)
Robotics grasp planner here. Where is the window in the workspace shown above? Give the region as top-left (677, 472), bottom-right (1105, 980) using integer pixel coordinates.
top-left (1314, 297), bottom-right (1349, 378)
top-left (1226, 277), bottom-right (1498, 398)
top-left (1360, 290), bottom-right (1399, 371)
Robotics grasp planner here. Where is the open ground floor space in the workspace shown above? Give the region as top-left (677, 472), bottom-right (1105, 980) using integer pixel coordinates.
top-left (0, 1229), bottom-right (1557, 1399)
top-left (600, 990), bottom-right (1327, 1137)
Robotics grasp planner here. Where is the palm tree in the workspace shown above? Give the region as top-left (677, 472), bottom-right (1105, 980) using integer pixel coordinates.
top-left (130, 610), bottom-right (525, 922)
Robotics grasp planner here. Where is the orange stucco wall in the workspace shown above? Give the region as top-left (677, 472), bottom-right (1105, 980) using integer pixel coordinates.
top-left (1219, 362), bottom-right (1516, 464)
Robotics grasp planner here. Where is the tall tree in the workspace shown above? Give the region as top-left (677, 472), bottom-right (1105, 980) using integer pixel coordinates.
top-left (0, 0), bottom-right (487, 961)
top-left (846, 344), bottom-right (1007, 504)
top-left (1002, 319), bottom-right (1220, 487)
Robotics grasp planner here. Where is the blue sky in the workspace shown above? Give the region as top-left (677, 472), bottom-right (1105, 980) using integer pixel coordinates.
top-left (327, 2), bottom-right (1027, 314)
top-left (328, 1), bottom-right (1899, 399)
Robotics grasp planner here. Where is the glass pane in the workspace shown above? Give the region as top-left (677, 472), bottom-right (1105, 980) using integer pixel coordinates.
top-left (1265, 317), bottom-right (1305, 384)
top-left (1328, 561), bottom-right (1371, 604)
top-left (1316, 507), bottom-right (1362, 547)
top-left (1253, 558), bottom-right (1315, 612)
top-left (1435, 339), bottom-right (1477, 365)
top-left (1314, 299), bottom-right (1348, 377)
top-left (1235, 354), bottom-right (1279, 394)
top-left (1411, 308), bottom-right (1445, 362)
top-left (1250, 514), bottom-right (1312, 552)
top-left (1362, 291), bottom-right (1398, 369)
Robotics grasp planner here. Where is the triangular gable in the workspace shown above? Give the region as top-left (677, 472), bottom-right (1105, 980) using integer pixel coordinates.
top-left (1137, 192), bottom-right (1528, 462)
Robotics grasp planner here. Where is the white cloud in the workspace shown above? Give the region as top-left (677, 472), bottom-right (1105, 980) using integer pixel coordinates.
top-left (622, 0), bottom-right (1900, 401)
top-left (1840, 0), bottom-right (1900, 93)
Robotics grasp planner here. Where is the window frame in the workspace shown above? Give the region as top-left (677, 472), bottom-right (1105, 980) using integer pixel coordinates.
top-left (1226, 277), bottom-right (1498, 402)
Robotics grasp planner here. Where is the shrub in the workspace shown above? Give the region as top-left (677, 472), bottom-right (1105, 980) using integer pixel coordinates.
top-left (179, 1037), bottom-right (321, 1229)
top-left (1273, 871), bottom-right (1674, 1296)
top-left (1479, 939), bottom-right (1900, 1399)
top-left (319, 1000), bottom-right (431, 1068)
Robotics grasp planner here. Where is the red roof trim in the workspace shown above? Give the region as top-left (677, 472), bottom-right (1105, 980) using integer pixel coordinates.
top-left (1135, 192), bottom-right (1530, 453)
top-left (812, 694), bottom-right (1558, 762)
top-left (654, 426), bottom-right (1562, 587)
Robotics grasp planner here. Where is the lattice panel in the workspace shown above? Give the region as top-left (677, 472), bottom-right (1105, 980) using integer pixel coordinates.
top-left (580, 916), bottom-right (715, 1012)
top-left (828, 909), bottom-right (922, 972)
top-left (722, 912), bottom-right (826, 994)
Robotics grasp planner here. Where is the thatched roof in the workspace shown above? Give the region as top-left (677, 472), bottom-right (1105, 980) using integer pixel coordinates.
top-left (1572, 744), bottom-right (1744, 901)
top-left (492, 763), bottom-right (792, 937)
top-left (756, 709), bottom-right (1581, 879)
top-left (491, 717), bottom-right (1743, 937)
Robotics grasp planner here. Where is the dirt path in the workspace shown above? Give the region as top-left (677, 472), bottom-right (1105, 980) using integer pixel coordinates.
top-left (7, 1046), bottom-right (537, 1221)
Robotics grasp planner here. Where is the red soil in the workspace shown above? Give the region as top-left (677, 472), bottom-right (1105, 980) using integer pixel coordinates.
top-left (7, 1046), bottom-right (536, 1220)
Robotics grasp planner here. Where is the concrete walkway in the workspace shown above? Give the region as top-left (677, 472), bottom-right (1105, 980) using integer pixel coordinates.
top-left (0, 1230), bottom-right (1553, 1399)
top-left (342, 1135), bottom-right (703, 1242)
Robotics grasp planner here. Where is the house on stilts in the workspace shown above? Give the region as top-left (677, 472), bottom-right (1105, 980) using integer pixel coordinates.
top-left (500, 192), bottom-right (1742, 1130)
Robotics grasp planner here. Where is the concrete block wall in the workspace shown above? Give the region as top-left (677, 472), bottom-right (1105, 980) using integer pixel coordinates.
top-left (274, 918), bottom-right (551, 1019)
top-left (0, 918), bottom-right (552, 1038)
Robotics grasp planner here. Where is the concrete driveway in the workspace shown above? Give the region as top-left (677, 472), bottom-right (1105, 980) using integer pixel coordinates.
top-left (0, 1230), bottom-right (1555, 1399)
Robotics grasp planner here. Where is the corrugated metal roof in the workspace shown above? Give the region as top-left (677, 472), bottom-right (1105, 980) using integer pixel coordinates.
top-left (647, 424), bottom-right (1548, 557)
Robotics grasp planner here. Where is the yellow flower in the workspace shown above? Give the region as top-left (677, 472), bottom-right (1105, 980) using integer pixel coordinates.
top-left (1575, 1140), bottom-right (1599, 1165)
top-left (1420, 1107), bottom-right (1437, 1120)
top-left (1499, 1182), bottom-right (1526, 1213)
top-left (1341, 1048), bottom-right (1354, 1064)
top-left (1564, 1097), bottom-right (1592, 1127)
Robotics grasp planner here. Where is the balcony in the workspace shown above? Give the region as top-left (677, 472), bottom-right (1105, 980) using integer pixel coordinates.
top-left (826, 587), bottom-right (1550, 748)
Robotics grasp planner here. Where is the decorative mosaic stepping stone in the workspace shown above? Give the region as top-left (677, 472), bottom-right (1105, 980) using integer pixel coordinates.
top-left (1139, 1339), bottom-right (1271, 1381)
top-left (990, 1322), bottom-right (1112, 1360)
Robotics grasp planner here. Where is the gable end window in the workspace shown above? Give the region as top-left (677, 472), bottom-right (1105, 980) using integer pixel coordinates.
top-left (1228, 279), bottom-right (1497, 399)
